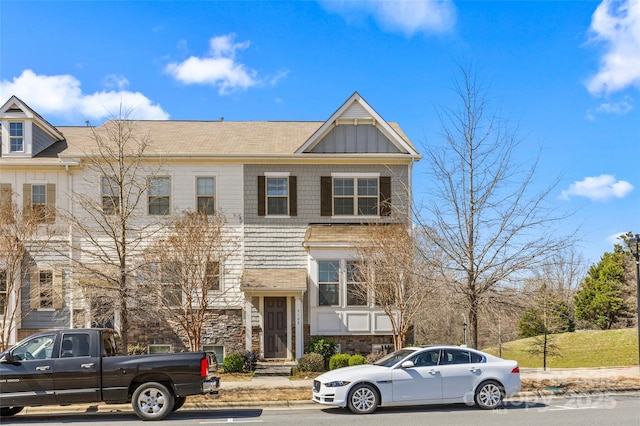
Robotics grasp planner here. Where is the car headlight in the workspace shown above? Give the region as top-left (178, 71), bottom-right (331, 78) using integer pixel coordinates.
top-left (324, 380), bottom-right (351, 387)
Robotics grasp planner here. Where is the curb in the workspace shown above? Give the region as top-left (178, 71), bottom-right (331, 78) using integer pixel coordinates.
top-left (20, 387), bottom-right (640, 415)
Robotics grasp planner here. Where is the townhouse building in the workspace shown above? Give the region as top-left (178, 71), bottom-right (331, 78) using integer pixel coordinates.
top-left (0, 92), bottom-right (421, 361)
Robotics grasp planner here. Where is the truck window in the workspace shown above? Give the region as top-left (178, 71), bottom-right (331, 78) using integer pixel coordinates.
top-left (102, 331), bottom-right (119, 356)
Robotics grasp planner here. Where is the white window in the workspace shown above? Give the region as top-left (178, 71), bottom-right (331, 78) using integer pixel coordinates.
top-left (102, 176), bottom-right (119, 214)
top-left (148, 344), bottom-right (172, 354)
top-left (333, 177), bottom-right (378, 216)
top-left (197, 177), bottom-right (216, 215)
top-left (206, 261), bottom-right (220, 291)
top-left (9, 122), bottom-right (24, 152)
top-left (346, 261), bottom-right (368, 306)
top-left (39, 270), bottom-right (54, 309)
top-left (202, 344), bottom-right (224, 364)
top-left (31, 184), bottom-right (47, 222)
top-left (318, 260), bottom-right (340, 306)
top-left (148, 176), bottom-right (170, 215)
top-left (266, 177), bottom-right (288, 215)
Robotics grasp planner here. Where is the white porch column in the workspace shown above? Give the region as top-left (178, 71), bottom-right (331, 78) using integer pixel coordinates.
top-left (244, 296), bottom-right (253, 353)
top-left (295, 295), bottom-right (303, 360)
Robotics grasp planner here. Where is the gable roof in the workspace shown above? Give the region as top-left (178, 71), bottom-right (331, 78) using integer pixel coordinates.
top-left (0, 95), bottom-right (65, 142)
top-left (295, 92), bottom-right (420, 158)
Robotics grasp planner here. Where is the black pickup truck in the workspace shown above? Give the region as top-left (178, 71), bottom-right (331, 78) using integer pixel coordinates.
top-left (0, 328), bottom-right (219, 420)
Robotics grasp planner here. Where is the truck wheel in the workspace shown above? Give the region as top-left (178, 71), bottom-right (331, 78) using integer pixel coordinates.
top-left (172, 396), bottom-right (186, 411)
top-left (0, 407), bottom-right (24, 417)
top-left (132, 382), bottom-right (174, 421)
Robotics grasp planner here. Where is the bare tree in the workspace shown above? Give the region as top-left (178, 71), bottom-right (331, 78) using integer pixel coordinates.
top-left (140, 211), bottom-right (239, 351)
top-left (61, 113), bottom-right (165, 349)
top-left (415, 64), bottom-right (572, 348)
top-left (354, 223), bottom-right (436, 350)
top-left (0, 188), bottom-right (58, 350)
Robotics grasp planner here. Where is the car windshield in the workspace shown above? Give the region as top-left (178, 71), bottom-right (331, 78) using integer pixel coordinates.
top-left (373, 349), bottom-right (416, 367)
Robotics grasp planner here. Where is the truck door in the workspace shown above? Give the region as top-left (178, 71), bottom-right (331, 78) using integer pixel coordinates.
top-left (0, 332), bottom-right (57, 407)
top-left (53, 331), bottom-right (100, 404)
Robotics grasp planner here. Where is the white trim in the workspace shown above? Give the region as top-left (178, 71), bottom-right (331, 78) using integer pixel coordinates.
top-left (263, 171), bottom-right (290, 177)
top-left (331, 172), bottom-right (380, 178)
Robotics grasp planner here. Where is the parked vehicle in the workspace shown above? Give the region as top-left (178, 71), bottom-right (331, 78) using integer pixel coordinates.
top-left (312, 345), bottom-right (520, 414)
top-left (0, 329), bottom-right (219, 420)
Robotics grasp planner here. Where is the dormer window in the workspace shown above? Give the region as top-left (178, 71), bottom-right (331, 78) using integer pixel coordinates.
top-left (9, 122), bottom-right (24, 152)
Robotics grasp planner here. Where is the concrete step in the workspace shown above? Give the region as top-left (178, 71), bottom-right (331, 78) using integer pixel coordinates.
top-left (253, 362), bottom-right (294, 377)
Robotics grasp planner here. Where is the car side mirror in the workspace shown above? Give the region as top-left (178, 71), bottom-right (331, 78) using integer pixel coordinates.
top-left (401, 360), bottom-right (414, 369)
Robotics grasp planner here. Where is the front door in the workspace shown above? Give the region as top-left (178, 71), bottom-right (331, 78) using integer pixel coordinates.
top-left (264, 297), bottom-right (287, 358)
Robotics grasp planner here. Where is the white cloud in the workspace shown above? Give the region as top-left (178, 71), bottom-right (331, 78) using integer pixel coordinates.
top-left (560, 174), bottom-right (634, 201)
top-left (606, 232), bottom-right (628, 246)
top-left (0, 69), bottom-right (169, 123)
top-left (586, 0), bottom-right (640, 95)
top-left (165, 34), bottom-right (260, 94)
top-left (596, 98), bottom-right (634, 114)
top-left (320, 0), bottom-right (457, 36)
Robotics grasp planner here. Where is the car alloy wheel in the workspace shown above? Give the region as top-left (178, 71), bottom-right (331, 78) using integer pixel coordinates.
top-left (347, 383), bottom-right (378, 414)
top-left (132, 381), bottom-right (174, 420)
top-left (475, 380), bottom-right (504, 409)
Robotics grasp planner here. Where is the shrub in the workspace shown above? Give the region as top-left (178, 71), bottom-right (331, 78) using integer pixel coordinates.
top-left (366, 351), bottom-right (386, 364)
top-left (349, 354), bottom-right (367, 366)
top-left (297, 353), bottom-right (324, 372)
top-left (329, 353), bottom-right (351, 370)
top-left (223, 353), bottom-right (244, 373)
top-left (307, 336), bottom-right (337, 368)
top-left (128, 344), bottom-right (146, 355)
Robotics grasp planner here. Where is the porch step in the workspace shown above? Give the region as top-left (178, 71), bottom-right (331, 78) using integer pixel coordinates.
top-left (253, 362), bottom-right (294, 377)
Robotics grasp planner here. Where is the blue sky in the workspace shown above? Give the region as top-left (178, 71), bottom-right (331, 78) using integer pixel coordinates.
top-left (1, 0), bottom-right (638, 265)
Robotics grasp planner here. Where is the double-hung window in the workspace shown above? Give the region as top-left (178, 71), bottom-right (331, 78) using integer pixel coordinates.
top-left (9, 122), bottom-right (24, 152)
top-left (149, 176), bottom-right (170, 215)
top-left (206, 261), bottom-right (220, 291)
top-left (266, 177), bottom-right (288, 215)
top-left (39, 270), bottom-right (54, 309)
top-left (318, 260), bottom-right (340, 306)
top-left (31, 184), bottom-right (47, 222)
top-left (333, 177), bottom-right (378, 216)
top-left (346, 261), bottom-right (368, 306)
top-left (102, 176), bottom-right (120, 214)
top-left (197, 177), bottom-right (215, 215)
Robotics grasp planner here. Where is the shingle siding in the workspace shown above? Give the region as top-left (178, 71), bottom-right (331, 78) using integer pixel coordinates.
top-left (31, 124), bottom-right (57, 156)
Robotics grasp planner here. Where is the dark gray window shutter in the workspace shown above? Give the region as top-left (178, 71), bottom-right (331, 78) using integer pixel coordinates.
top-left (257, 176), bottom-right (265, 216)
top-left (289, 176), bottom-right (297, 216)
top-left (380, 176), bottom-right (391, 216)
top-left (320, 176), bottom-right (332, 216)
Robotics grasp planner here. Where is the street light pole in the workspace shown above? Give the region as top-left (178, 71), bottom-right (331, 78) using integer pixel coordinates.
top-left (628, 234), bottom-right (640, 371)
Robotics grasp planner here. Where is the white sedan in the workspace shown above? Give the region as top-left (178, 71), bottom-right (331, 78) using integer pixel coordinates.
top-left (312, 345), bottom-right (520, 414)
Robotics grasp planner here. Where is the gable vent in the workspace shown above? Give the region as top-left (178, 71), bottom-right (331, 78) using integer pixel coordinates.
top-left (341, 102), bottom-right (371, 119)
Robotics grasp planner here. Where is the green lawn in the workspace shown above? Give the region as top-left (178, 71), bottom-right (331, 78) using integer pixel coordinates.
top-left (482, 328), bottom-right (639, 368)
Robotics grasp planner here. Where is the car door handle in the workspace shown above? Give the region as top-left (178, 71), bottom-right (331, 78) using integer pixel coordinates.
top-left (36, 366), bottom-right (51, 371)
top-left (428, 369), bottom-right (439, 374)
top-left (81, 363), bottom-right (95, 369)
top-left (469, 367), bottom-right (479, 372)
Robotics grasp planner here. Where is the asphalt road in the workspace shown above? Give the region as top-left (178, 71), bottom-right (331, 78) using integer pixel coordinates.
top-left (4, 393), bottom-right (640, 425)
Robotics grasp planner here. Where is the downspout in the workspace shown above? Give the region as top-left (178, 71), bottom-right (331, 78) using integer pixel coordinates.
top-left (65, 163), bottom-right (74, 329)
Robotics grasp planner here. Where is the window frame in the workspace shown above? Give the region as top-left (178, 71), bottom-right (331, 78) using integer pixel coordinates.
top-left (101, 176), bottom-right (120, 215)
top-left (31, 183), bottom-right (47, 222)
top-left (148, 176), bottom-right (171, 216)
top-left (9, 121), bottom-right (24, 153)
top-left (265, 176), bottom-right (289, 216)
top-left (202, 344), bottom-right (225, 365)
top-left (38, 270), bottom-right (54, 310)
top-left (206, 261), bottom-right (221, 291)
top-left (196, 176), bottom-right (216, 215)
top-left (318, 260), bottom-right (340, 307)
top-left (331, 175), bottom-right (380, 216)
top-left (346, 261), bottom-right (368, 306)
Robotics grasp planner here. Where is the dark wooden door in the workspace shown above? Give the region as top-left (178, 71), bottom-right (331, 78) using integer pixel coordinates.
top-left (264, 297), bottom-right (287, 358)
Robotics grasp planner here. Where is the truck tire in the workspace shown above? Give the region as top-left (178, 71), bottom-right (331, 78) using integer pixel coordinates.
top-left (132, 382), bottom-right (174, 421)
top-left (0, 407), bottom-right (24, 417)
top-left (172, 396), bottom-right (186, 411)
